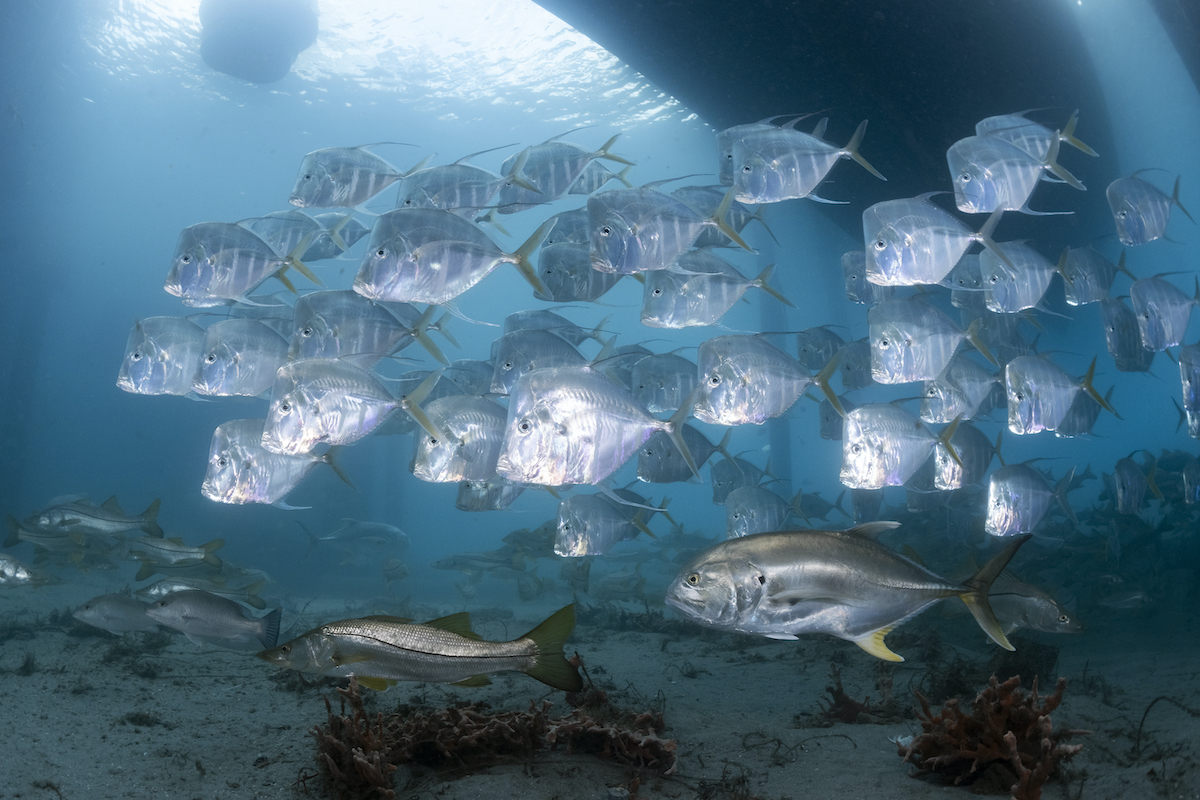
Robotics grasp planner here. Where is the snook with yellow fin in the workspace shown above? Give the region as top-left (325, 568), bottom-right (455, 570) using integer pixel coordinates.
top-left (664, 523), bottom-right (1029, 662)
top-left (256, 604), bottom-right (582, 692)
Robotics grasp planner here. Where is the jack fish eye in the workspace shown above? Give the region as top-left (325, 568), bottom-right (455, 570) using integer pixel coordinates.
top-left (686, 573), bottom-right (700, 585)
top-left (708, 374), bottom-right (721, 386)
top-left (851, 443), bottom-right (862, 454)
top-left (517, 418), bottom-right (533, 434)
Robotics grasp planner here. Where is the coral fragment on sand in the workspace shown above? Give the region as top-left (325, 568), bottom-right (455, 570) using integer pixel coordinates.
top-left (897, 674), bottom-right (1089, 799)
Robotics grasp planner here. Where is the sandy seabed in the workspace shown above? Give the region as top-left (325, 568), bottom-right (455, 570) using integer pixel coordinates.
top-left (2, 585), bottom-right (1200, 800)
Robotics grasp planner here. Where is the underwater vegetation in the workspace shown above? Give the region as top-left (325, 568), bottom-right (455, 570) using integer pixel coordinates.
top-left (898, 674), bottom-right (1089, 799)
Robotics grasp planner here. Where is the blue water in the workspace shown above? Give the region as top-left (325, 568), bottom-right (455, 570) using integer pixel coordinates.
top-left (1, 0), bottom-right (1198, 753)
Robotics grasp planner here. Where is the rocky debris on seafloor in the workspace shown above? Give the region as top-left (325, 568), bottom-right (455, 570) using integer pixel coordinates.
top-left (308, 672), bottom-right (677, 799)
top-left (897, 674), bottom-right (1090, 800)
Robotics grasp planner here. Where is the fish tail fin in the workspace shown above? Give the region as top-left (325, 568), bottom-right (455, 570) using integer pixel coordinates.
top-left (710, 187), bottom-right (755, 252)
top-left (751, 264), bottom-right (796, 307)
top-left (788, 490), bottom-right (812, 525)
top-left (1053, 466), bottom-right (1079, 524)
top-left (258, 607), bottom-right (282, 649)
top-left (1116, 249), bottom-right (1135, 281)
top-left (478, 206), bottom-right (512, 237)
top-left (400, 368), bottom-right (447, 441)
top-left (1172, 176), bottom-right (1195, 223)
top-left (327, 212), bottom-right (355, 252)
top-left (1145, 453), bottom-right (1164, 501)
top-left (297, 520), bottom-right (318, 560)
top-left (615, 164), bottom-right (635, 188)
top-left (1043, 134), bottom-right (1085, 191)
top-left (631, 509), bottom-right (656, 539)
top-left (959, 534), bottom-right (1032, 651)
top-left (4, 516), bottom-right (20, 548)
top-left (322, 446), bottom-right (358, 492)
top-left (511, 217), bottom-right (557, 297)
top-left (433, 312), bottom-right (460, 349)
top-left (754, 207), bottom-right (780, 244)
top-left (519, 604), bottom-right (584, 692)
top-left (964, 317), bottom-right (998, 366)
top-left (937, 415), bottom-right (964, 469)
top-left (403, 152), bottom-right (437, 176)
top-left (1080, 356), bottom-right (1117, 415)
top-left (666, 388), bottom-right (702, 481)
top-left (283, 232), bottom-right (324, 287)
top-left (842, 119), bottom-right (887, 181)
top-left (994, 428), bottom-right (1005, 468)
top-left (977, 208), bottom-right (1013, 271)
top-left (1172, 396), bottom-right (1187, 433)
top-left (714, 427), bottom-right (735, 464)
top-left (140, 498), bottom-right (164, 537)
top-left (594, 133), bottom-right (634, 166)
top-left (202, 539), bottom-right (225, 567)
top-left (814, 349), bottom-right (844, 417)
top-left (1060, 110), bottom-right (1098, 156)
top-left (134, 561), bottom-right (157, 582)
top-left (590, 314), bottom-right (613, 342)
top-left (1055, 247), bottom-right (1075, 289)
top-left (504, 148), bottom-right (540, 194)
top-left (833, 488), bottom-right (851, 519)
top-left (410, 305), bottom-right (449, 365)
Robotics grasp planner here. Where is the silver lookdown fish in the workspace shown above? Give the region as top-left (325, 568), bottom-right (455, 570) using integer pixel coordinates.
top-left (1106, 172), bottom-right (1193, 246)
top-left (164, 222), bottom-right (320, 307)
top-left (1099, 297), bottom-right (1156, 373)
top-left (258, 605), bottom-right (582, 691)
top-left (731, 119), bottom-right (885, 204)
top-left (946, 133), bottom-right (1083, 214)
top-left (1005, 355), bottom-right (1115, 435)
top-left (869, 296), bottom-right (994, 384)
top-left (665, 522), bottom-right (1027, 661)
top-left (1129, 274), bottom-right (1199, 352)
top-left (974, 109), bottom-right (1098, 161)
top-left (410, 395), bottom-right (508, 483)
top-left (117, 317), bottom-right (206, 396)
top-left (202, 419), bottom-right (350, 508)
top-left (288, 144), bottom-right (419, 208)
top-left (839, 404), bottom-right (962, 490)
top-left (1059, 247), bottom-right (1131, 307)
top-left (1180, 343), bottom-right (1200, 438)
top-left (985, 464), bottom-right (1076, 537)
top-left (640, 254), bottom-right (792, 329)
top-left (192, 318), bottom-right (289, 397)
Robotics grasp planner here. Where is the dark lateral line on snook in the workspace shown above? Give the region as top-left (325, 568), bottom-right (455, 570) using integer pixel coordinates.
top-left (333, 632), bottom-right (539, 660)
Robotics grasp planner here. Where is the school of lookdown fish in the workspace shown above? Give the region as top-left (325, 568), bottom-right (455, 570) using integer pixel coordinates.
top-left (5, 107), bottom-right (1200, 690)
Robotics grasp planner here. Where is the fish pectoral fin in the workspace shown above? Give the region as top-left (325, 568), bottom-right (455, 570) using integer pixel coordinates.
top-left (853, 627), bottom-right (904, 662)
top-left (450, 674), bottom-right (492, 688)
top-left (355, 676), bottom-right (396, 691)
top-left (763, 633), bottom-right (799, 640)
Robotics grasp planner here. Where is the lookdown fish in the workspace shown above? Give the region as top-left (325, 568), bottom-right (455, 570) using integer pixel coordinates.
top-left (1111, 451), bottom-right (1162, 515)
top-left (671, 184), bottom-right (770, 247)
top-left (920, 353), bottom-right (997, 423)
top-left (842, 250), bottom-right (894, 305)
top-left (1129, 274), bottom-right (1199, 352)
top-left (1054, 383), bottom-right (1115, 439)
top-left (1106, 172), bottom-right (1193, 246)
top-left (640, 253), bottom-right (792, 329)
top-left (1180, 343), bottom-right (1200, 437)
top-left (456, 474), bottom-right (525, 512)
top-left (202, 419), bottom-right (350, 508)
top-left (980, 241), bottom-right (1064, 314)
top-left (836, 338), bottom-right (874, 391)
top-left (410, 395), bottom-right (508, 483)
top-left (555, 489), bottom-right (665, 557)
top-left (258, 604), bottom-right (582, 692)
top-left (261, 359), bottom-right (441, 455)
top-left (496, 365), bottom-right (698, 487)
top-left (1099, 297), bottom-right (1156, 372)
top-left (289, 290), bottom-right (424, 367)
top-left (868, 296), bottom-right (995, 384)
top-left (192, 318), bottom-right (289, 397)
top-left (534, 242), bottom-right (625, 302)
top-left (946, 133), bottom-right (1083, 214)
top-left (932, 420), bottom-right (1002, 490)
top-left (496, 132), bottom-right (633, 213)
top-left (73, 594), bottom-right (158, 635)
top-left (710, 454), bottom-right (770, 505)
top-left (117, 317), bottom-right (206, 396)
top-left (863, 195), bottom-right (1009, 287)
top-left (839, 404), bottom-right (962, 490)
top-left (731, 118), bottom-right (886, 204)
top-left (288, 143), bottom-right (424, 208)
top-left (974, 109), bottom-right (1098, 162)
top-left (353, 208), bottom-right (554, 304)
top-left (1005, 355), bottom-right (1115, 435)
top-left (665, 522), bottom-right (1027, 661)
top-left (796, 326), bottom-right (846, 372)
top-left (725, 485), bottom-right (804, 539)
top-left (146, 589), bottom-right (281, 649)
top-left (239, 210), bottom-right (357, 263)
top-left (985, 464), bottom-right (1076, 537)
top-left (818, 394), bottom-right (858, 440)
top-left (164, 222), bottom-right (320, 307)
top-left (588, 182), bottom-right (751, 275)
top-left (489, 328), bottom-right (589, 396)
top-left (1059, 247), bottom-right (1131, 307)
top-left (394, 146), bottom-right (533, 216)
top-left (631, 352), bottom-right (699, 414)
top-left (693, 334), bottom-right (841, 426)
top-left (716, 115), bottom-right (810, 185)
top-left (503, 308), bottom-right (606, 348)
top-left (637, 425), bottom-right (732, 484)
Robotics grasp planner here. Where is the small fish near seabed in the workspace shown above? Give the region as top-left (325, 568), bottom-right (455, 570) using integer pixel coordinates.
top-left (665, 523), bottom-right (1029, 661)
top-left (145, 589), bottom-right (281, 650)
top-left (73, 594), bottom-right (159, 635)
top-left (257, 604), bottom-right (582, 691)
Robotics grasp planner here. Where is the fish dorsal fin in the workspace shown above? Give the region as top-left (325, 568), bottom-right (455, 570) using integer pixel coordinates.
top-left (841, 521), bottom-right (901, 539)
top-left (451, 674), bottom-right (492, 687)
top-left (355, 676), bottom-right (397, 691)
top-left (854, 626), bottom-right (904, 662)
top-left (100, 496), bottom-right (125, 514)
top-left (900, 544), bottom-right (925, 566)
top-left (423, 612), bottom-right (481, 639)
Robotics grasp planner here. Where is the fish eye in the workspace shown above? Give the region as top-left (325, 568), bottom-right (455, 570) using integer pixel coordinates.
top-left (517, 419), bottom-right (533, 434)
top-left (301, 326), bottom-right (313, 337)
top-left (851, 444), bottom-right (862, 453)
top-left (1117, 210), bottom-right (1127, 218)
top-left (303, 174), bottom-right (312, 181)
top-left (651, 288), bottom-right (662, 296)
top-left (742, 165), bottom-right (751, 173)
top-left (1015, 393), bottom-right (1024, 401)
top-left (686, 573), bottom-right (700, 585)
top-left (503, 360), bottom-right (514, 370)
top-left (990, 275), bottom-right (998, 283)
top-left (601, 226), bottom-right (612, 236)
top-left (205, 353), bottom-right (217, 363)
top-left (879, 338), bottom-right (889, 348)
top-left (280, 401), bottom-right (291, 412)
top-left (874, 239), bottom-right (886, 251)
top-left (131, 350), bottom-right (143, 361)
top-left (1059, 614), bottom-right (1069, 623)
top-left (376, 248), bottom-right (387, 258)
top-left (180, 254), bottom-right (192, 264)
top-left (279, 644), bottom-right (290, 654)
top-left (403, 199), bottom-right (413, 206)
top-left (428, 436), bottom-right (438, 446)
top-left (217, 457), bottom-right (227, 468)
top-left (959, 172), bottom-right (971, 183)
